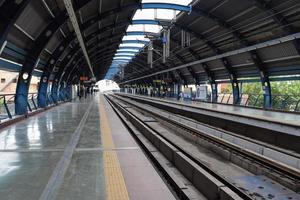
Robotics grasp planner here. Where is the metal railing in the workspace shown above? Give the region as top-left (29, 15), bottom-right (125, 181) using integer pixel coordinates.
top-left (121, 90), bottom-right (300, 112)
top-left (0, 93), bottom-right (39, 121)
top-left (216, 93), bottom-right (300, 112)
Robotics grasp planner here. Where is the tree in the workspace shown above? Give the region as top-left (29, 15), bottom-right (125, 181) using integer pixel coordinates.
top-left (220, 81), bottom-right (300, 110)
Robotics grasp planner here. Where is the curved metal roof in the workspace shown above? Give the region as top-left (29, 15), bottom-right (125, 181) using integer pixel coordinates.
top-left (0, 0), bottom-right (300, 86)
top-left (120, 0), bottom-right (300, 85)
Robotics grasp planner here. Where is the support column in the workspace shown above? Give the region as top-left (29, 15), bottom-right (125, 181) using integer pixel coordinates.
top-left (59, 83), bottom-right (66, 101)
top-left (262, 77), bottom-right (272, 109)
top-left (250, 52), bottom-right (272, 109)
top-left (177, 83), bottom-right (182, 100)
top-left (15, 65), bottom-right (34, 115)
top-left (51, 82), bottom-right (59, 104)
top-left (232, 79), bottom-right (240, 105)
top-left (65, 85), bottom-right (71, 100)
top-left (37, 77), bottom-right (48, 108)
top-left (221, 58), bottom-right (240, 105)
top-left (211, 83), bottom-right (218, 103)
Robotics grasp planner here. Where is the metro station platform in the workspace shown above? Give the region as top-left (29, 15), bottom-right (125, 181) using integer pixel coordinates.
top-left (116, 93), bottom-right (300, 154)
top-left (0, 94), bottom-right (175, 200)
top-left (179, 99), bottom-right (300, 127)
top-left (122, 93), bottom-right (300, 128)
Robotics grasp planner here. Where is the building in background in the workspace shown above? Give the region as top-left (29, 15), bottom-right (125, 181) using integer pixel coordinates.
top-left (0, 70), bottom-right (40, 94)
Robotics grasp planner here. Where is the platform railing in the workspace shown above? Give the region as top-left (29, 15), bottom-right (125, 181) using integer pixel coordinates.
top-left (272, 94), bottom-right (300, 111)
top-left (0, 94), bottom-right (13, 120)
top-left (27, 93), bottom-right (38, 112)
top-left (46, 92), bottom-right (54, 105)
top-left (216, 93), bottom-right (300, 112)
top-left (121, 90), bottom-right (300, 112)
top-left (0, 92), bottom-right (39, 121)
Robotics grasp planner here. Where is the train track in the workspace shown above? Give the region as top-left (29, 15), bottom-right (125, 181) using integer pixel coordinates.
top-left (105, 94), bottom-right (300, 200)
top-left (116, 93), bottom-right (300, 154)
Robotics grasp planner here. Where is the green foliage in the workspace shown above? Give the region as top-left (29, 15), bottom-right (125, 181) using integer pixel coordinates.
top-left (241, 82), bottom-right (262, 94)
top-left (271, 81), bottom-right (300, 110)
top-left (232, 81), bottom-right (300, 96)
top-left (271, 81), bottom-right (300, 96)
top-left (222, 81), bottom-right (300, 110)
top-left (221, 83), bottom-right (232, 93)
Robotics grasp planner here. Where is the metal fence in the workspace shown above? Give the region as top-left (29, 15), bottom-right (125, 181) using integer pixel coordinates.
top-left (122, 90), bottom-right (300, 112)
top-left (216, 93), bottom-right (300, 112)
top-left (0, 92), bottom-right (61, 121)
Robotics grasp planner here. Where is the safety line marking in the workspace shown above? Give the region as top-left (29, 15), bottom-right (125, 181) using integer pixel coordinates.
top-left (74, 147), bottom-right (139, 152)
top-left (99, 96), bottom-right (130, 200)
top-left (39, 101), bottom-right (93, 200)
top-left (0, 147), bottom-right (139, 153)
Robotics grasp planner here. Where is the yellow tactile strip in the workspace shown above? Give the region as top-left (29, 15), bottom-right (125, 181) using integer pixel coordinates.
top-left (99, 96), bottom-right (130, 200)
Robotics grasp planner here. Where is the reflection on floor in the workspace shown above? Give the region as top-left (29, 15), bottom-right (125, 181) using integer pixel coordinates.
top-left (0, 94), bottom-right (175, 200)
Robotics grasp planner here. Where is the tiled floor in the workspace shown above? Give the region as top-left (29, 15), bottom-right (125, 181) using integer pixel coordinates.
top-left (0, 94), bottom-right (175, 200)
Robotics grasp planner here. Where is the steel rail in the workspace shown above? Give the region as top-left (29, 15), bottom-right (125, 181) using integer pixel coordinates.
top-left (105, 94), bottom-right (258, 200)
top-left (111, 94), bottom-right (300, 183)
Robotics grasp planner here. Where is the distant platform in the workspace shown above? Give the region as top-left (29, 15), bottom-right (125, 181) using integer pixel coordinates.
top-left (118, 93), bottom-right (300, 128)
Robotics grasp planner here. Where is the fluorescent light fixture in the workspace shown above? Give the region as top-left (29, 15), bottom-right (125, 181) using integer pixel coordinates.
top-left (63, 0), bottom-right (95, 77)
top-left (0, 57), bottom-right (22, 66)
top-left (105, 0), bottom-right (193, 78)
top-left (115, 53), bottom-right (136, 56)
top-left (112, 60), bottom-right (130, 62)
top-left (117, 49), bottom-right (140, 52)
top-left (126, 24), bottom-right (161, 33)
top-left (114, 57), bottom-right (132, 60)
top-left (119, 43), bottom-right (145, 48)
top-left (122, 35), bottom-right (150, 41)
top-left (34, 69), bottom-right (43, 73)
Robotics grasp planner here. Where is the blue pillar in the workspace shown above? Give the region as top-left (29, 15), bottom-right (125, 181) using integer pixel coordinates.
top-left (15, 77), bottom-right (29, 115)
top-left (211, 83), bottom-right (218, 103)
top-left (65, 85), bottom-right (71, 100)
top-left (59, 84), bottom-right (66, 101)
top-left (51, 83), bottom-right (59, 102)
top-left (37, 77), bottom-right (48, 108)
top-left (77, 85), bottom-right (80, 97)
top-left (262, 78), bottom-right (272, 109)
top-left (51, 82), bottom-right (59, 104)
top-left (232, 80), bottom-right (240, 105)
top-left (15, 69), bottom-right (34, 115)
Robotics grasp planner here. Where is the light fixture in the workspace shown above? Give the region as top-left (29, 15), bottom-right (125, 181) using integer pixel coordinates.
top-left (23, 72), bottom-right (29, 80)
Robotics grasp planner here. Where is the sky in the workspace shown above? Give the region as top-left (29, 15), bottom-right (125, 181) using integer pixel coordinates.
top-left (104, 0), bottom-right (193, 79)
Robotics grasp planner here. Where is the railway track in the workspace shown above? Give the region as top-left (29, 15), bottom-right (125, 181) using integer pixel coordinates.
top-left (117, 93), bottom-right (300, 154)
top-left (105, 94), bottom-right (300, 200)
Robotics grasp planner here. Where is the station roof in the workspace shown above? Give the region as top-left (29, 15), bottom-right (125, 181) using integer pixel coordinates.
top-left (0, 0), bottom-right (300, 85)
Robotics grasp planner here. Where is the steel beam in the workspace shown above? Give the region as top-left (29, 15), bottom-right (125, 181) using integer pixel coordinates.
top-left (0, 0), bottom-right (30, 47)
top-left (37, 34), bottom-right (73, 107)
top-left (120, 33), bottom-right (300, 84)
top-left (63, 0), bottom-right (94, 77)
top-left (14, 0), bottom-right (92, 114)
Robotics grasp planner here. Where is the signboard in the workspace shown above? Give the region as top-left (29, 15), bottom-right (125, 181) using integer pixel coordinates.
top-left (80, 76), bottom-right (88, 81)
top-left (153, 80), bottom-right (162, 83)
top-left (163, 78), bottom-right (173, 83)
top-left (196, 86), bottom-right (207, 100)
